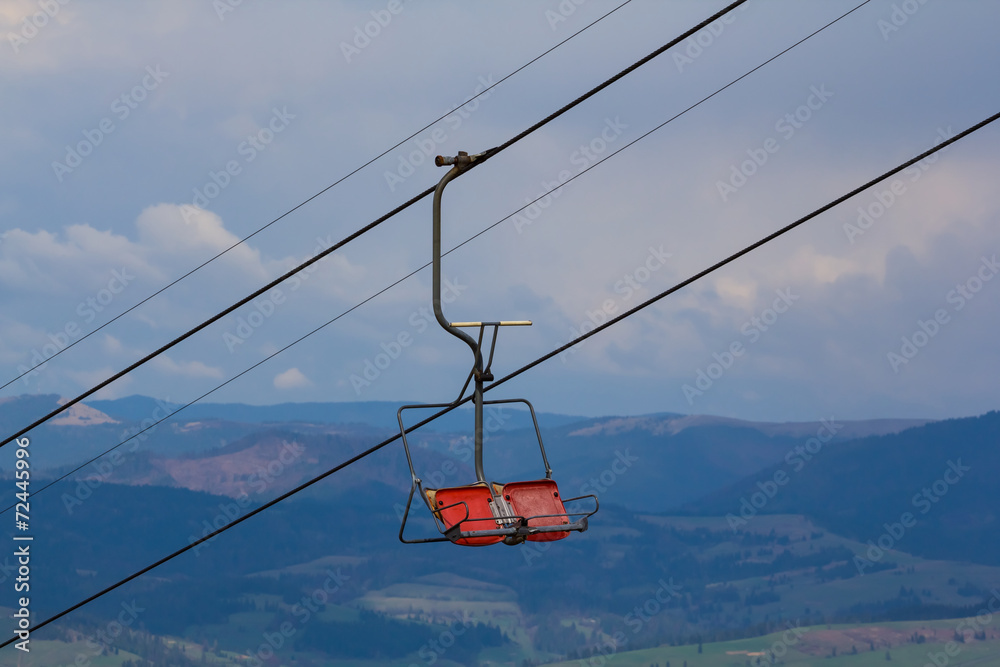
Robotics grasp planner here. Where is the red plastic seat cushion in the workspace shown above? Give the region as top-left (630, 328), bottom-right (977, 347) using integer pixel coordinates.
top-left (429, 485), bottom-right (503, 546)
top-left (502, 479), bottom-right (570, 542)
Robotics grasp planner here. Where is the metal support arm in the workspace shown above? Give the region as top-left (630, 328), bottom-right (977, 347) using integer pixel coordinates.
top-left (432, 152), bottom-right (488, 481)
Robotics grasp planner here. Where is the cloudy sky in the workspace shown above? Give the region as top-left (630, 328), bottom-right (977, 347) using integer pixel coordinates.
top-left (1, 0), bottom-right (998, 425)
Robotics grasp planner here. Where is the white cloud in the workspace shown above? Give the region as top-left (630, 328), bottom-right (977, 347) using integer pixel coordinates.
top-left (0, 202), bottom-right (354, 299)
top-left (137, 204), bottom-right (259, 265)
top-left (152, 355), bottom-right (224, 379)
top-left (64, 367), bottom-right (132, 399)
top-left (273, 367), bottom-right (311, 390)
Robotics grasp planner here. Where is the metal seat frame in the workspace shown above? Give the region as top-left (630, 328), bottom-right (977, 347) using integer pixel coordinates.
top-left (397, 397), bottom-right (598, 545)
top-left (397, 151), bottom-right (598, 546)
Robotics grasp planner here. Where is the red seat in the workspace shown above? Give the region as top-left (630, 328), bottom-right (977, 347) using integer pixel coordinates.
top-left (425, 484), bottom-right (503, 546)
top-left (502, 479), bottom-right (570, 542)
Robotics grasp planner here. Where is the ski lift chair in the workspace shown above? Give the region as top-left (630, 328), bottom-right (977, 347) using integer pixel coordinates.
top-left (397, 152), bottom-right (598, 546)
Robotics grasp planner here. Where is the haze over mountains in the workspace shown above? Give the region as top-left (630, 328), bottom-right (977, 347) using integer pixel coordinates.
top-left (1, 393), bottom-right (996, 666)
top-left (4, 393), bottom-right (933, 512)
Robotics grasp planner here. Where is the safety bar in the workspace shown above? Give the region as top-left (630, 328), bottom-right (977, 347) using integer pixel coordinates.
top-left (450, 321), bottom-right (532, 327)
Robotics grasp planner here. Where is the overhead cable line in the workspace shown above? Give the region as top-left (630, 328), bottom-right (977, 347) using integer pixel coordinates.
top-left (490, 110), bottom-right (1000, 388)
top-left (3, 0), bottom-right (863, 516)
top-left (0, 0), bottom-right (749, 451)
top-left (0, 0), bottom-right (634, 393)
top-left (8, 104), bottom-right (998, 650)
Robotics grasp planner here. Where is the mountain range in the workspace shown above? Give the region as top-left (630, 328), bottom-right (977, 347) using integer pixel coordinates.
top-left (0, 393), bottom-right (996, 666)
top-left (3, 393), bottom-right (932, 512)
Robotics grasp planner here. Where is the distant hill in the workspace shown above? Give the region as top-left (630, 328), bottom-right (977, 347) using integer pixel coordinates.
top-left (1, 394), bottom-right (933, 513)
top-left (10, 477), bottom-right (1000, 665)
top-left (86, 394), bottom-right (590, 432)
top-left (683, 411), bottom-right (1000, 565)
top-left (508, 413), bottom-right (931, 512)
top-left (0, 394), bottom-right (263, 470)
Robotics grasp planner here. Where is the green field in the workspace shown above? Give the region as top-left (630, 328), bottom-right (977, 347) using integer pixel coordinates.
top-left (12, 616), bottom-right (1000, 667)
top-left (548, 619), bottom-right (1000, 667)
top-left (0, 641), bottom-right (142, 667)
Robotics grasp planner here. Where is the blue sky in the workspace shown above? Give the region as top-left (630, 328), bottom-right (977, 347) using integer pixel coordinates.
top-left (1, 0), bottom-right (998, 423)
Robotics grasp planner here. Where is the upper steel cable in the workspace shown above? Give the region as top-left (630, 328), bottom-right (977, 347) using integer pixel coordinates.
top-left (0, 0), bottom-right (749, 450)
top-left (0, 1), bottom-right (635, 392)
top-left (7, 106), bottom-right (999, 649)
